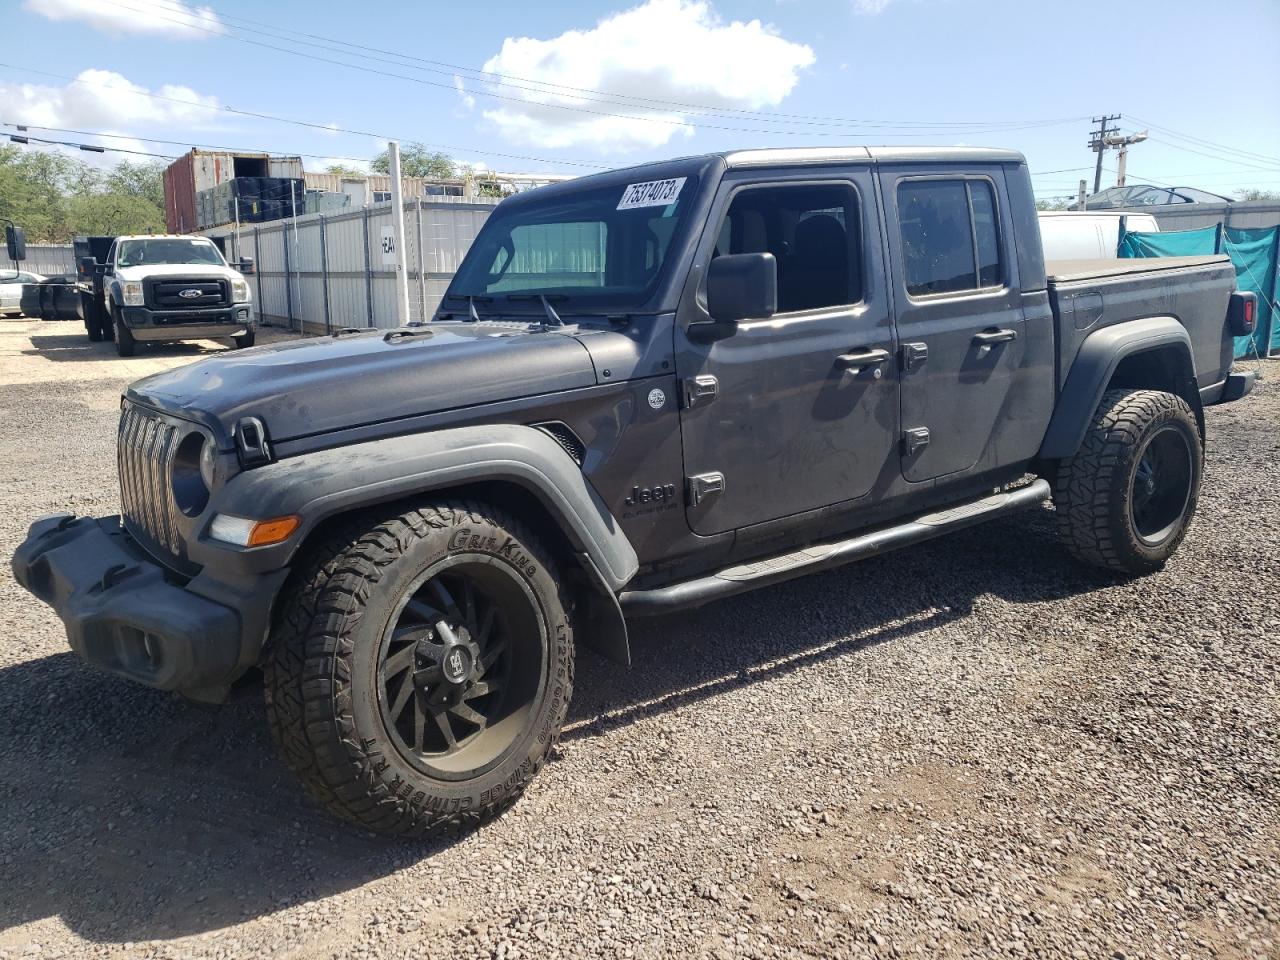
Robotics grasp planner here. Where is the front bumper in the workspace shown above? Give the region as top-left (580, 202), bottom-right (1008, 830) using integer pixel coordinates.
top-left (12, 513), bottom-right (281, 695)
top-left (121, 305), bottom-right (253, 341)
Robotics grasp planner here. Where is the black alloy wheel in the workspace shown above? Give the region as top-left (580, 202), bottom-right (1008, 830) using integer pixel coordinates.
top-left (376, 558), bottom-right (544, 779)
top-left (1130, 425), bottom-right (1194, 547)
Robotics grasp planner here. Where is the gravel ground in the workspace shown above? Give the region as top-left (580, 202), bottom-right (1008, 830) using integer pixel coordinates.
top-left (0, 318), bottom-right (1276, 960)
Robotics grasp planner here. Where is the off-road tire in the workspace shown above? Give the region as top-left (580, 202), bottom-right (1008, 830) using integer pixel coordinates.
top-left (113, 307), bottom-right (135, 357)
top-left (262, 500), bottom-right (574, 838)
top-left (233, 330), bottom-right (255, 349)
top-left (1052, 388), bottom-right (1201, 575)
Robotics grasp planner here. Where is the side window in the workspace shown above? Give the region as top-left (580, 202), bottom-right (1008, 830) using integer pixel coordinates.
top-left (898, 178), bottom-right (1004, 296)
top-left (106, 242), bottom-right (117, 268)
top-left (713, 183), bottom-right (862, 313)
top-left (969, 181), bottom-right (1002, 287)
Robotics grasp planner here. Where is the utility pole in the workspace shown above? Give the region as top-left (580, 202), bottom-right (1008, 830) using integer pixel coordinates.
top-left (1088, 115), bottom-right (1122, 195)
top-left (1103, 130), bottom-right (1148, 187)
top-left (1077, 179), bottom-right (1088, 210)
top-left (387, 141), bottom-right (411, 326)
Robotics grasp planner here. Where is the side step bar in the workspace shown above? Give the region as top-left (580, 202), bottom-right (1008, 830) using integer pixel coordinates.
top-left (619, 479), bottom-right (1051, 616)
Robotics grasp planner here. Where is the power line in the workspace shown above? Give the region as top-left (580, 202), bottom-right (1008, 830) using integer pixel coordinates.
top-left (4, 129), bottom-right (176, 159)
top-left (0, 62), bottom-right (612, 170)
top-left (120, 0), bottom-right (1091, 134)
top-left (1126, 114), bottom-right (1280, 167)
top-left (1143, 136), bottom-right (1278, 174)
top-left (5, 122), bottom-right (373, 165)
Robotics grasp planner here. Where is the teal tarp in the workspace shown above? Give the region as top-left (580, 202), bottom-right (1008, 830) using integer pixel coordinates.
top-left (1118, 224), bottom-right (1279, 358)
top-left (1222, 227), bottom-right (1280, 358)
top-left (1117, 225), bottom-right (1219, 259)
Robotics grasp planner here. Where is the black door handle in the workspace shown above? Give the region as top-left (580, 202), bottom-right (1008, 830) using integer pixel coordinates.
top-left (834, 347), bottom-right (891, 373)
top-left (972, 328), bottom-right (1018, 346)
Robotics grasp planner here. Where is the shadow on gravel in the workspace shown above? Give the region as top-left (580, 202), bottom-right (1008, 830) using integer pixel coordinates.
top-left (24, 335), bottom-right (227, 361)
top-left (0, 654), bottom-right (456, 944)
top-left (0, 505), bottom-right (1108, 945)
top-left (566, 505), bottom-right (1112, 738)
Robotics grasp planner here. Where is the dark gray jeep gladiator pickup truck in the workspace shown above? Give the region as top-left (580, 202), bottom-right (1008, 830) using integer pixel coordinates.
top-left (13, 147), bottom-right (1259, 837)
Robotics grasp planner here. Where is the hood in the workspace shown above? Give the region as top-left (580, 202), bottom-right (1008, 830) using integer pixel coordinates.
top-left (126, 322), bottom-right (598, 447)
top-left (116, 263), bottom-right (244, 282)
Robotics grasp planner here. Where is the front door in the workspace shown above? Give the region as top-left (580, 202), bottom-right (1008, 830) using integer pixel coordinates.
top-left (676, 170), bottom-right (898, 536)
top-left (879, 168), bottom-right (1027, 482)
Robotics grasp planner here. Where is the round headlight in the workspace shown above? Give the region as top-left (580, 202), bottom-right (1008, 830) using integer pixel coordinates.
top-left (172, 432), bottom-right (211, 517)
top-left (199, 437), bottom-right (217, 489)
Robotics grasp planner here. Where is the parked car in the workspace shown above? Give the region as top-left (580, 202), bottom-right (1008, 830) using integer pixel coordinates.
top-left (14, 146), bottom-right (1259, 839)
top-left (0, 269), bottom-right (45, 316)
top-left (77, 234), bottom-right (256, 355)
top-left (1038, 210), bottom-right (1159, 260)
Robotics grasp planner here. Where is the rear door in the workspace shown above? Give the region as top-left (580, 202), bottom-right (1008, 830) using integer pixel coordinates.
top-left (675, 168), bottom-right (898, 535)
top-left (880, 168), bottom-right (1027, 482)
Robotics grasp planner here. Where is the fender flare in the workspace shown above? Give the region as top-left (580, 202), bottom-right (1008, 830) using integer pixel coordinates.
top-left (201, 424), bottom-right (639, 664)
top-left (1039, 316), bottom-right (1198, 460)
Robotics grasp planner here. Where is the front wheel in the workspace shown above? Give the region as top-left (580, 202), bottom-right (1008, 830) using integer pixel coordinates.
top-left (263, 500), bottom-right (574, 838)
top-left (233, 329), bottom-right (255, 349)
top-left (1051, 388), bottom-right (1202, 575)
top-left (113, 308), bottom-right (135, 357)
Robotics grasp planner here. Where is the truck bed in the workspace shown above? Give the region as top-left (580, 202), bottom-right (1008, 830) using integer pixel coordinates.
top-left (1045, 255), bottom-right (1237, 395)
top-left (1046, 255), bottom-right (1230, 283)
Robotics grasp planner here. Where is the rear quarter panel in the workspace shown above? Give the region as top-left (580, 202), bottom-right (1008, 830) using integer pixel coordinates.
top-left (1049, 260), bottom-right (1236, 392)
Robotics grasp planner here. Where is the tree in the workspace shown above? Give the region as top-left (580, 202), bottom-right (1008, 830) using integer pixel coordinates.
top-left (370, 144), bottom-right (458, 180)
top-left (324, 163), bottom-right (366, 178)
top-left (0, 145), bottom-right (167, 242)
top-left (1239, 188), bottom-right (1280, 202)
top-left (64, 192), bottom-right (166, 238)
top-left (1035, 197), bottom-right (1073, 211)
top-left (104, 161), bottom-right (166, 208)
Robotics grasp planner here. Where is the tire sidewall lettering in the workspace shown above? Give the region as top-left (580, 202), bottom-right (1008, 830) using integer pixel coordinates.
top-left (448, 526), bottom-right (538, 579)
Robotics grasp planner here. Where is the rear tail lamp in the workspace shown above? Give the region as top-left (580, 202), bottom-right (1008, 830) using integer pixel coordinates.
top-left (1227, 292), bottom-right (1257, 337)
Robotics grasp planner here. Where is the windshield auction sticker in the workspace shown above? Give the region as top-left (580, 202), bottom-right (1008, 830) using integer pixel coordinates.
top-left (617, 177), bottom-right (686, 210)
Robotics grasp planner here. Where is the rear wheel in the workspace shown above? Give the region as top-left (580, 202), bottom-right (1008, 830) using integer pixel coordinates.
top-left (1052, 388), bottom-right (1202, 575)
top-left (263, 500), bottom-right (574, 838)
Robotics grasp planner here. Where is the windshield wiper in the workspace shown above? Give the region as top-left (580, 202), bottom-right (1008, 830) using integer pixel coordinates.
top-left (440, 293), bottom-right (493, 321)
top-left (505, 293), bottom-right (566, 328)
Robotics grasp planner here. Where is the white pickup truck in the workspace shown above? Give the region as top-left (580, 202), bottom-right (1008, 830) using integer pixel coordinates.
top-left (81, 235), bottom-right (256, 357)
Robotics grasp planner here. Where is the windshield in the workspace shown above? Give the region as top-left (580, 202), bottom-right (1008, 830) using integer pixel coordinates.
top-left (448, 174), bottom-right (699, 309)
top-left (117, 238), bottom-right (225, 268)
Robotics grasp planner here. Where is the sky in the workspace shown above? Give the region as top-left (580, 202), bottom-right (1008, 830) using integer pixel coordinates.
top-left (2, 0), bottom-right (1279, 201)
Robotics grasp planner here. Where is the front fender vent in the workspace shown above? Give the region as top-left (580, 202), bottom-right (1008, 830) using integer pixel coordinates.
top-left (533, 421), bottom-right (586, 466)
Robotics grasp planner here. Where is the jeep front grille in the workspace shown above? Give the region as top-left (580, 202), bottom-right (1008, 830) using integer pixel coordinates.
top-left (118, 403), bottom-right (183, 557)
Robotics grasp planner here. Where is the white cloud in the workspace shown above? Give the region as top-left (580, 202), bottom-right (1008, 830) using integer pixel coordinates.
top-left (26, 0), bottom-right (225, 38)
top-left (852, 0), bottom-right (896, 13)
top-left (479, 0), bottom-right (815, 152)
top-left (0, 69), bottom-right (221, 132)
top-left (453, 75), bottom-right (476, 112)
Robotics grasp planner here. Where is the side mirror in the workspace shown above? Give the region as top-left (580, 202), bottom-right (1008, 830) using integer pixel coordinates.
top-left (79, 256), bottom-right (98, 275)
top-left (238, 256), bottom-right (255, 275)
top-left (706, 252), bottom-right (777, 324)
top-left (5, 225), bottom-right (26, 262)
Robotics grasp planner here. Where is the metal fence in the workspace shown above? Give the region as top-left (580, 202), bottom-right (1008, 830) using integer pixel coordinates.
top-left (22, 244), bottom-right (77, 277)
top-left (204, 197), bottom-right (502, 331)
top-left (1110, 201), bottom-right (1280, 234)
